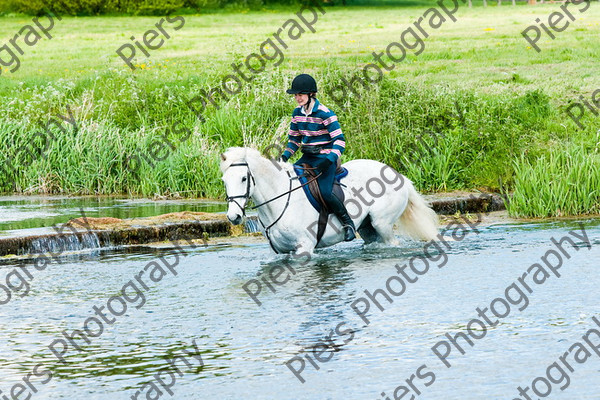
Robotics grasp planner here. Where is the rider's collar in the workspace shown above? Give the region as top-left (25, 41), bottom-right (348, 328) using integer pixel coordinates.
top-left (300, 98), bottom-right (319, 116)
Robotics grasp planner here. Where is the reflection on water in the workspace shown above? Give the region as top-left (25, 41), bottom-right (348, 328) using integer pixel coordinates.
top-left (0, 196), bottom-right (227, 232)
top-left (0, 218), bottom-right (599, 399)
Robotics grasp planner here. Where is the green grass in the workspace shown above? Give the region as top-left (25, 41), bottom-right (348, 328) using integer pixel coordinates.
top-left (0, 4), bottom-right (599, 215)
top-left (508, 145), bottom-right (600, 218)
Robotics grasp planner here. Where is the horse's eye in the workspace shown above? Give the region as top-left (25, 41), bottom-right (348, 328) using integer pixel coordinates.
top-left (242, 177), bottom-right (247, 182)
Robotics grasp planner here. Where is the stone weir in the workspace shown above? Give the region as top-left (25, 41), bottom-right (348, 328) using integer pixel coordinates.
top-left (427, 192), bottom-right (506, 215)
top-left (0, 212), bottom-right (235, 257)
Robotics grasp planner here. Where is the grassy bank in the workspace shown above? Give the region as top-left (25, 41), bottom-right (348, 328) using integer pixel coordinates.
top-left (0, 4), bottom-right (599, 216)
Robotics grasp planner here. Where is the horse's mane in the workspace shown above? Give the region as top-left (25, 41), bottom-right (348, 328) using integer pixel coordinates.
top-left (220, 147), bottom-right (293, 175)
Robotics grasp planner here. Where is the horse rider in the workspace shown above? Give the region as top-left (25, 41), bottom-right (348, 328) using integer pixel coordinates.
top-left (281, 73), bottom-right (356, 242)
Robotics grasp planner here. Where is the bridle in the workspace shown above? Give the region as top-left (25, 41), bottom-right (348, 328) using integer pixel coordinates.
top-left (225, 163), bottom-right (255, 217)
top-left (224, 161), bottom-right (321, 253)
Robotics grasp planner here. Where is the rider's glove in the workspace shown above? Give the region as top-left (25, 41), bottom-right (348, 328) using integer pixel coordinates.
top-left (315, 158), bottom-right (333, 174)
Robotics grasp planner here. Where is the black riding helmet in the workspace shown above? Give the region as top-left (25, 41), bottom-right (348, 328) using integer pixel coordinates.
top-left (286, 74), bottom-right (318, 94)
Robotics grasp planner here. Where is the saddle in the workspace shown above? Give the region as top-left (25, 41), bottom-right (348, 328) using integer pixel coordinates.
top-left (293, 159), bottom-right (349, 244)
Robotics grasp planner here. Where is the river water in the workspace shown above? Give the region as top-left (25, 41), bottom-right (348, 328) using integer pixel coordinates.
top-left (0, 197), bottom-right (599, 399)
top-left (0, 196), bottom-right (225, 233)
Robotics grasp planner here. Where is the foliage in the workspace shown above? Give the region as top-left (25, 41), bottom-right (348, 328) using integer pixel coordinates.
top-left (1, 68), bottom-right (594, 204)
top-left (0, 0), bottom-right (300, 15)
top-left (507, 145), bottom-right (600, 218)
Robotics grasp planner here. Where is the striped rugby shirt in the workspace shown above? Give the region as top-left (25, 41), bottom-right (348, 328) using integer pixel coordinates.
top-left (282, 98), bottom-right (345, 163)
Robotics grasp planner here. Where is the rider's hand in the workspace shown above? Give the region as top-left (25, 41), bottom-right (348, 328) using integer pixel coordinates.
top-left (315, 158), bottom-right (332, 174)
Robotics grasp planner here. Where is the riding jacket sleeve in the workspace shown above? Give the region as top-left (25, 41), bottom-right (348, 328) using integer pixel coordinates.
top-left (282, 108), bottom-right (302, 160)
top-left (322, 110), bottom-right (345, 163)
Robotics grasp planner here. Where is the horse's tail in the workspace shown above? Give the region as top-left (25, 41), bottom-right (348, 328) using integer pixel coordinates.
top-left (398, 181), bottom-right (439, 241)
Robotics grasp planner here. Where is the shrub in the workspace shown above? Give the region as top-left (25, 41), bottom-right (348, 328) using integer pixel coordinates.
top-left (0, 0), bottom-right (303, 14)
top-left (7, 0), bottom-right (190, 15)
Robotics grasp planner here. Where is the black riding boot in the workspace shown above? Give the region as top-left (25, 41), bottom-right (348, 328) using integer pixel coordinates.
top-left (328, 196), bottom-right (356, 242)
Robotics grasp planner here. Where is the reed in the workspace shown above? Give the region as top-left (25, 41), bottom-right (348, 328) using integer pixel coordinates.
top-left (508, 145), bottom-right (600, 218)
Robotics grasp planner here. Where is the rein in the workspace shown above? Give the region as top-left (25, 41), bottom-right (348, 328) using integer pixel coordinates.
top-left (224, 162), bottom-right (321, 253)
top-left (250, 169), bottom-right (321, 209)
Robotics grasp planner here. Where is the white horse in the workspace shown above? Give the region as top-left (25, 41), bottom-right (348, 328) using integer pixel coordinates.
top-left (220, 147), bottom-right (439, 254)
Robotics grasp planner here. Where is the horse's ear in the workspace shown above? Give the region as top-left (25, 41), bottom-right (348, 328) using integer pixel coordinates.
top-left (220, 153), bottom-right (226, 161)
